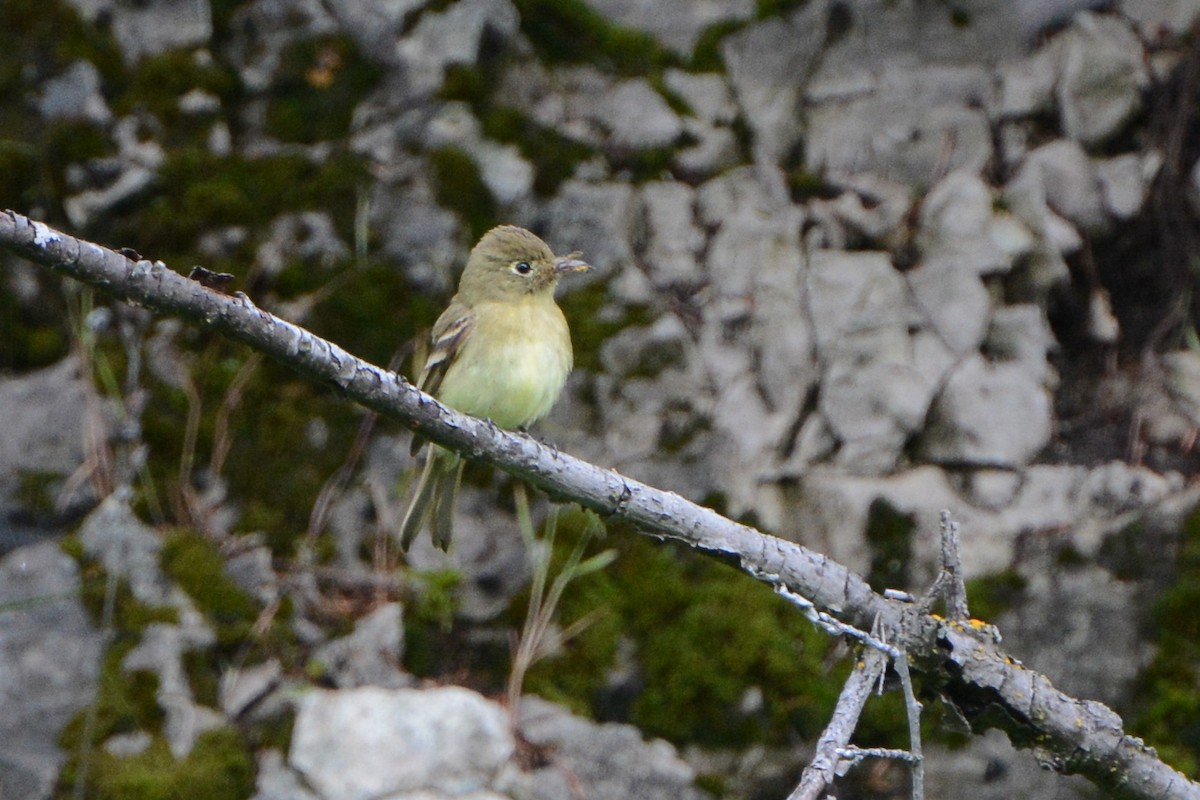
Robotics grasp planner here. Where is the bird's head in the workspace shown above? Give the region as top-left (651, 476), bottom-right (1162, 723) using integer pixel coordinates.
top-left (458, 225), bottom-right (589, 301)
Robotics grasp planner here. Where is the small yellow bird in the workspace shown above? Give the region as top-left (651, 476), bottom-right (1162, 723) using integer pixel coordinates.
top-left (400, 225), bottom-right (589, 551)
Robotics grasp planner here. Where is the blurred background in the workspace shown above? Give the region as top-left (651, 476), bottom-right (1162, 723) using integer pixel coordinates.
top-left (4, 0), bottom-right (1200, 797)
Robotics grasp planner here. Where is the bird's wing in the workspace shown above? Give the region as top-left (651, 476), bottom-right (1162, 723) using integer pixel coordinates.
top-left (410, 303), bottom-right (474, 456)
top-left (419, 303), bottom-right (474, 397)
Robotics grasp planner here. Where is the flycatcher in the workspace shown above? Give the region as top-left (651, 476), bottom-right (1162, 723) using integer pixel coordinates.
top-left (400, 225), bottom-right (589, 551)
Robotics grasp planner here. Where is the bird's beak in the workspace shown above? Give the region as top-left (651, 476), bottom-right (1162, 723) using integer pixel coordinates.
top-left (555, 252), bottom-right (590, 274)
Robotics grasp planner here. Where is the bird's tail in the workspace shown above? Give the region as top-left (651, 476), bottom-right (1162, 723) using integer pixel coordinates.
top-left (399, 447), bottom-right (462, 551)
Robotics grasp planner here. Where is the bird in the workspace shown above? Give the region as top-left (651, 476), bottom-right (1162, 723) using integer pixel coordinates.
top-left (399, 225), bottom-right (589, 551)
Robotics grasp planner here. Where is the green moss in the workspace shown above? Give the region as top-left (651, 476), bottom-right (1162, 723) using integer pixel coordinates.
top-left (963, 569), bottom-right (1027, 622)
top-left (428, 146), bottom-right (497, 241)
top-left (481, 107), bottom-right (593, 197)
top-left (558, 281), bottom-right (652, 373)
top-left (609, 143), bottom-right (680, 184)
top-left (0, 138), bottom-right (41, 209)
top-left (160, 529), bottom-right (258, 646)
top-left (864, 498), bottom-right (915, 593)
top-left (0, 0), bottom-right (122, 117)
top-left (115, 50), bottom-right (235, 127)
top-left (11, 469), bottom-right (61, 521)
top-left (756, 0), bottom-right (808, 18)
top-left (264, 35), bottom-right (382, 144)
top-left (512, 0), bottom-right (677, 76)
top-left (787, 168), bottom-right (837, 202)
top-left (689, 19), bottom-right (747, 71)
top-left (525, 532), bottom-right (842, 747)
top-left (60, 727), bottom-right (255, 800)
top-left (117, 147), bottom-right (366, 262)
top-left (649, 76), bottom-right (693, 117)
top-left (439, 63), bottom-right (495, 107)
top-left (1131, 503), bottom-right (1200, 775)
top-left (58, 643), bottom-right (164, 761)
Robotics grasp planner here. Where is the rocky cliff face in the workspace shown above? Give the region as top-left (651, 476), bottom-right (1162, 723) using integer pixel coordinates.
top-left (3, 0), bottom-right (1200, 798)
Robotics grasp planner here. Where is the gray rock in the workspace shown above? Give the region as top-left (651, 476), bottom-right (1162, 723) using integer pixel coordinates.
top-left (1013, 140), bottom-right (1109, 235)
top-left (1095, 151), bottom-right (1162, 221)
top-left (64, 117), bottom-right (165, 229)
top-left (1056, 13), bottom-right (1150, 146)
top-left (79, 497), bottom-right (217, 659)
top-left (255, 212), bottom-right (350, 277)
top-left (986, 304), bottom-right (1057, 386)
top-left (0, 542), bottom-right (103, 800)
top-left (663, 71), bottom-right (740, 178)
top-left (639, 181), bottom-right (704, 286)
top-left (370, 176), bottom-right (462, 292)
top-left (396, 0), bottom-right (521, 100)
top-left (543, 180), bottom-right (637, 280)
top-left (290, 686), bottom-right (515, 800)
top-left (662, 69), bottom-right (737, 125)
top-left (0, 358), bottom-right (101, 551)
top-left (1003, 143), bottom-right (1091, 297)
top-left (917, 171), bottom-right (1031, 275)
top-left (673, 119), bottom-right (741, 179)
top-left (601, 80), bottom-right (684, 150)
top-left (695, 168), bottom-right (816, 494)
top-left (807, 251), bottom-right (951, 472)
top-left (806, 67), bottom-right (993, 187)
top-left (995, 46), bottom-right (1061, 119)
top-left (122, 623), bottom-right (223, 758)
top-left (917, 355), bottom-right (1052, 469)
top-left (108, 0), bottom-right (213, 65)
top-left (519, 696), bottom-right (707, 800)
top-left (600, 315), bottom-right (689, 378)
top-left (224, 543), bottom-right (279, 606)
top-left (425, 103), bottom-right (534, 205)
top-left (252, 750), bottom-right (321, 800)
top-left (310, 603), bottom-right (407, 689)
top-left (907, 258), bottom-right (992, 354)
top-left (37, 60), bottom-right (112, 124)
top-left (925, 729), bottom-right (1093, 800)
top-left (722, 9), bottom-right (826, 163)
top-left (580, 0), bottom-right (753, 55)
top-left (814, 174), bottom-right (914, 248)
top-left (1124, 0), bottom-right (1200, 34)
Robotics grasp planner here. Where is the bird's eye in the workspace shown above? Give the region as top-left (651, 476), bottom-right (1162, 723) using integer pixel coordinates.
top-left (514, 261), bottom-right (532, 275)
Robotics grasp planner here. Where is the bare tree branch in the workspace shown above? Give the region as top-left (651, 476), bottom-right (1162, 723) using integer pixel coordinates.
top-left (790, 646), bottom-right (890, 800)
top-left (2, 209), bottom-right (1196, 800)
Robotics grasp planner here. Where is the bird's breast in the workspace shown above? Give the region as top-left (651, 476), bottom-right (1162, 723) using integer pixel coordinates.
top-left (436, 297), bottom-right (573, 429)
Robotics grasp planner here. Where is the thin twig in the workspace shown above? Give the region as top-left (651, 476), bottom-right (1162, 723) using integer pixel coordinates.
top-left (789, 646), bottom-right (890, 800)
top-left (894, 640), bottom-right (924, 800)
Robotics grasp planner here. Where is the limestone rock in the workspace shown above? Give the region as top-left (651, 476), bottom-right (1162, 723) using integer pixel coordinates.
top-left (601, 79), bottom-right (684, 150)
top-left (396, 0), bottom-right (520, 100)
top-left (807, 251), bottom-right (952, 472)
top-left (0, 358), bottom-right (101, 548)
top-left (917, 170), bottom-right (1031, 276)
top-left (722, 7), bottom-right (825, 162)
top-left (37, 60), bottom-right (112, 124)
top-left (0, 542), bottom-right (104, 800)
top-left (639, 181), bottom-right (704, 286)
top-left (579, 0), bottom-right (753, 55)
top-left (543, 180), bottom-right (637, 280)
top-left (1056, 13), bottom-right (1150, 146)
top-left (916, 355), bottom-right (1053, 469)
top-left (310, 603), bottom-right (408, 689)
top-left (907, 258), bottom-right (992, 354)
top-left (519, 696), bottom-right (707, 800)
top-left (290, 686), bottom-right (515, 800)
